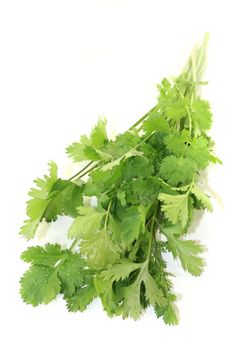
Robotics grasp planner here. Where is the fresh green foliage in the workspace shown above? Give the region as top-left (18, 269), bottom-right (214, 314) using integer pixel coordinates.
top-left (19, 34), bottom-right (220, 325)
top-left (162, 231), bottom-right (205, 276)
top-left (159, 192), bottom-right (190, 227)
top-left (20, 244), bottom-right (87, 305)
top-left (20, 265), bottom-right (61, 306)
top-left (43, 179), bottom-right (84, 221)
top-left (191, 99), bottom-right (212, 131)
top-left (66, 118), bottom-right (108, 162)
top-left (21, 244), bottom-right (64, 267)
top-left (19, 161), bottom-right (58, 240)
top-left (191, 184), bottom-right (213, 211)
top-left (79, 228), bottom-right (121, 269)
top-left (66, 279), bottom-right (97, 312)
top-left (68, 207), bottom-right (106, 239)
top-left (159, 155), bottom-right (196, 186)
top-left (19, 163), bottom-right (83, 240)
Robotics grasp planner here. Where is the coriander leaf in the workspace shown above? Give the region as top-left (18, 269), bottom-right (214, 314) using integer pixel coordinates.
top-left (163, 229), bottom-right (205, 276)
top-left (68, 207), bottom-right (105, 239)
top-left (95, 149), bottom-right (114, 161)
top-left (157, 78), bottom-right (172, 97)
top-left (20, 162), bottom-right (58, 240)
top-left (142, 112), bottom-right (170, 135)
top-left (66, 117), bottom-right (108, 162)
top-left (20, 265), bottom-right (61, 306)
top-left (94, 276), bottom-right (118, 316)
top-left (184, 137), bottom-right (210, 170)
top-left (21, 244), bottom-right (65, 267)
top-left (99, 260), bottom-right (140, 282)
top-left (160, 223), bottom-right (187, 237)
top-left (191, 185), bottom-right (213, 211)
top-left (125, 149), bottom-right (144, 160)
top-left (157, 78), bottom-right (189, 121)
top-left (66, 139), bottom-right (97, 162)
top-left (96, 261), bottom-right (141, 317)
top-left (19, 220), bottom-right (41, 240)
top-left (20, 164), bottom-right (83, 240)
top-left (164, 130), bottom-right (191, 156)
top-left (210, 154), bottom-right (222, 164)
top-left (102, 130), bottom-right (141, 159)
top-left (99, 260), bottom-right (166, 320)
top-left (21, 243), bottom-right (87, 301)
top-left (116, 206), bottom-right (147, 248)
top-left (159, 192), bottom-right (189, 227)
top-left (43, 179), bottom-right (84, 221)
top-left (166, 98), bottom-right (188, 121)
top-left (121, 264), bottom-right (166, 320)
top-left (58, 253), bottom-right (85, 297)
top-left (124, 177), bottom-right (160, 206)
top-left (162, 303), bottom-right (179, 325)
top-left (79, 229), bottom-right (120, 269)
top-left (159, 155), bottom-right (196, 186)
top-left (155, 298), bottom-right (179, 326)
top-left (142, 268), bottom-right (167, 307)
top-left (116, 189), bottom-right (126, 206)
top-left (90, 117), bottom-right (108, 148)
top-left (121, 280), bottom-right (142, 320)
top-left (122, 155), bottom-right (153, 181)
top-left (191, 99), bottom-right (212, 131)
top-left (101, 149), bottom-right (144, 172)
top-left (66, 280), bottom-right (96, 312)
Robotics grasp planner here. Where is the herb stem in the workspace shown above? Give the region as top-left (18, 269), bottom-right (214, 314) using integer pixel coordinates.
top-left (69, 238), bottom-right (79, 251)
top-left (191, 49), bottom-right (197, 102)
top-left (69, 161), bottom-right (93, 181)
top-left (146, 201), bottom-right (159, 261)
top-left (130, 106), bottom-right (157, 129)
top-left (147, 224), bottom-right (155, 260)
top-left (186, 106), bottom-right (192, 133)
top-left (104, 199), bottom-right (112, 229)
top-left (54, 238), bottom-right (79, 271)
top-left (196, 32), bottom-right (209, 81)
top-left (70, 162), bottom-right (100, 182)
top-left (76, 162), bottom-right (99, 179)
top-left (129, 130), bottom-right (156, 154)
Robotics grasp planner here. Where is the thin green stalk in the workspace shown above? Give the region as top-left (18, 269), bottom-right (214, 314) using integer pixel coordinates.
top-left (186, 106), bottom-right (192, 133)
top-left (146, 201), bottom-right (159, 261)
top-left (196, 32), bottom-right (209, 81)
top-left (69, 238), bottom-right (79, 251)
top-left (55, 238), bottom-right (79, 270)
top-left (147, 224), bottom-right (157, 261)
top-left (70, 162), bottom-right (100, 182)
top-left (133, 131), bottom-right (155, 150)
top-left (130, 106), bottom-right (157, 129)
top-left (182, 33), bottom-right (209, 84)
top-left (76, 162), bottom-right (99, 179)
top-left (69, 161), bottom-right (93, 181)
top-left (104, 199), bottom-right (112, 229)
top-left (191, 50), bottom-right (197, 102)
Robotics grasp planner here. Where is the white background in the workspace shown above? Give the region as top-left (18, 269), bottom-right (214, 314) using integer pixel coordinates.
top-left (0, 0), bottom-right (232, 349)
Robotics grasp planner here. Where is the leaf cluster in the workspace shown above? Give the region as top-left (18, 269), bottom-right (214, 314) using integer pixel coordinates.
top-left (19, 36), bottom-right (219, 325)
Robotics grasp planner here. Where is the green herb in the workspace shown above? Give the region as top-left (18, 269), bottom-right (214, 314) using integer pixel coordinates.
top-left (19, 34), bottom-right (220, 325)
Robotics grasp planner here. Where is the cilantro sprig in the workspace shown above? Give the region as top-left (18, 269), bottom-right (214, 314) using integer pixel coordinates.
top-left (19, 34), bottom-right (220, 325)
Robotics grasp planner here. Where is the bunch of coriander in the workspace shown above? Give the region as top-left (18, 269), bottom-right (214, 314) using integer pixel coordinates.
top-left (19, 34), bottom-right (220, 325)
